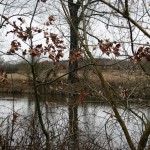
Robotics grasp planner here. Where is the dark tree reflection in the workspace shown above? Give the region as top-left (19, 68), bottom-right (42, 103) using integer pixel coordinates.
top-left (68, 103), bottom-right (79, 150)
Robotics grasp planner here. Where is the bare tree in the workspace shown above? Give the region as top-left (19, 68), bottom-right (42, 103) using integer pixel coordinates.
top-left (60, 0), bottom-right (150, 149)
top-left (0, 0), bottom-right (149, 149)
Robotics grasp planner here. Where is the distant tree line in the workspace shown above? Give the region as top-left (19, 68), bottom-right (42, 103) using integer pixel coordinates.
top-left (1, 57), bottom-right (150, 75)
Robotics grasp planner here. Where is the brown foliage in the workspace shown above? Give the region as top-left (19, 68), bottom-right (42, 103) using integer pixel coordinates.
top-left (5, 16), bottom-right (66, 63)
top-left (98, 39), bottom-right (150, 64)
top-left (98, 39), bottom-right (120, 56)
top-left (77, 88), bottom-right (87, 104)
top-left (69, 49), bottom-right (85, 62)
top-left (134, 46), bottom-right (150, 63)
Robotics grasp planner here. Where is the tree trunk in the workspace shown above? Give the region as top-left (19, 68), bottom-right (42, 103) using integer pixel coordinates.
top-left (68, 0), bottom-right (80, 83)
top-left (31, 64), bottom-right (50, 150)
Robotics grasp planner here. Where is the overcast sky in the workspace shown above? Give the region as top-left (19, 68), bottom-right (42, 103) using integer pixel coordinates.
top-left (0, 0), bottom-right (149, 63)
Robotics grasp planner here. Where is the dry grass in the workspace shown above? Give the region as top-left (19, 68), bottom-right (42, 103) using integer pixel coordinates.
top-left (7, 73), bottom-right (28, 81)
top-left (80, 70), bottom-right (143, 83)
top-left (0, 70), bottom-right (148, 98)
top-left (6, 70), bottom-right (145, 84)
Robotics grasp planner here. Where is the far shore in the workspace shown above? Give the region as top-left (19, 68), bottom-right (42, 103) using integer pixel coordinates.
top-left (0, 70), bottom-right (149, 101)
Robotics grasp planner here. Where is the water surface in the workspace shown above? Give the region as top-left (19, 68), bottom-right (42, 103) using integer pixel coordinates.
top-left (0, 94), bottom-right (149, 149)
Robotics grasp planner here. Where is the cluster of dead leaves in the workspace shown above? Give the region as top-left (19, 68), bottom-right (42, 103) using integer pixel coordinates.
top-left (7, 40), bottom-right (21, 55)
top-left (134, 45), bottom-right (150, 63)
top-left (69, 49), bottom-right (85, 63)
top-left (77, 88), bottom-right (87, 104)
top-left (6, 16), bottom-right (66, 62)
top-left (45, 16), bottom-right (55, 26)
top-left (6, 18), bottom-right (32, 42)
top-left (98, 39), bottom-right (121, 56)
top-left (98, 39), bottom-right (150, 64)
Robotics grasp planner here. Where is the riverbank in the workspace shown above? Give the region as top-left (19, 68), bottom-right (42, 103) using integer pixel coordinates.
top-left (0, 70), bottom-right (149, 100)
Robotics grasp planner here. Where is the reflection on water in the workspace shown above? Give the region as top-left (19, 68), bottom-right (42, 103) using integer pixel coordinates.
top-left (0, 95), bottom-right (34, 118)
top-left (0, 94), bottom-right (149, 149)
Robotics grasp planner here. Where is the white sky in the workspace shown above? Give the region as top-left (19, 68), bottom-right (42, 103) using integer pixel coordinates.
top-left (0, 0), bottom-right (149, 63)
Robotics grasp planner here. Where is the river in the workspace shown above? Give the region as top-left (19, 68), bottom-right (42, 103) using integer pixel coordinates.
top-left (0, 94), bottom-right (149, 149)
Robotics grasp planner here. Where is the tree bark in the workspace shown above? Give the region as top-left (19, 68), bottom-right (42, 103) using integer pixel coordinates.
top-left (137, 123), bottom-right (150, 150)
top-left (68, 0), bottom-right (80, 83)
top-left (31, 64), bottom-right (50, 150)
